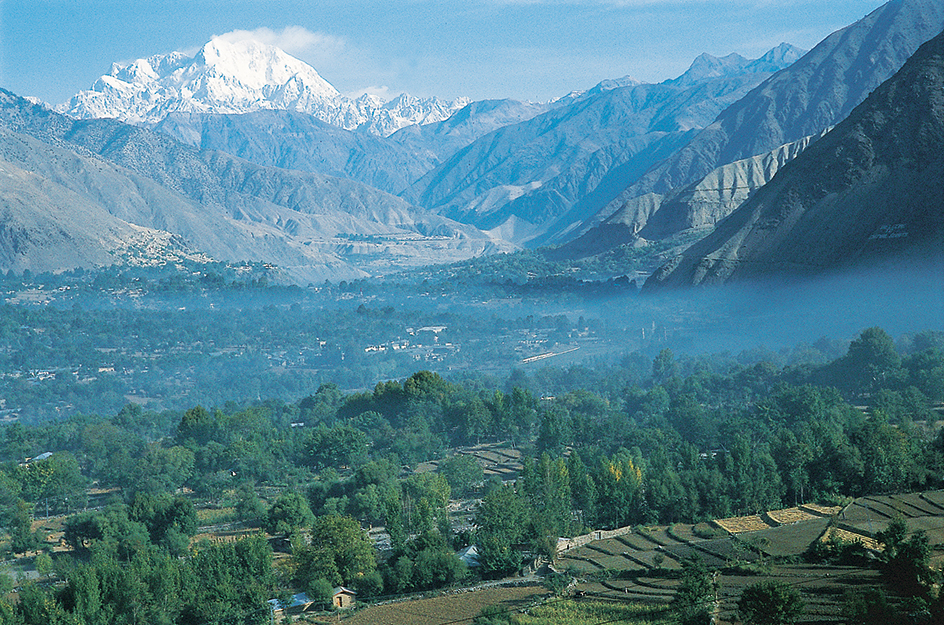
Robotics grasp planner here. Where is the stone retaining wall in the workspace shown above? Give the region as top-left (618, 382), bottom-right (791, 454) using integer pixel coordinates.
top-left (556, 524), bottom-right (635, 554)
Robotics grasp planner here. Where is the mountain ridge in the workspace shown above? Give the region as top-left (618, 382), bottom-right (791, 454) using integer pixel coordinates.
top-left (58, 37), bottom-right (471, 137)
top-left (0, 89), bottom-right (509, 282)
top-left (571, 0), bottom-right (944, 250)
top-left (645, 26), bottom-right (944, 289)
top-left (407, 44), bottom-right (804, 247)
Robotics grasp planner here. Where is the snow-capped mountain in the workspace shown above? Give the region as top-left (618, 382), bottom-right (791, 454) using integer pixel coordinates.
top-left (58, 37), bottom-right (470, 136)
top-left (2, 89), bottom-right (508, 283)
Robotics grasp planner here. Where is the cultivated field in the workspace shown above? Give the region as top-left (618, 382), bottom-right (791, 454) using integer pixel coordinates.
top-left (556, 490), bottom-right (944, 624)
top-left (414, 443), bottom-right (524, 482)
top-left (338, 584), bottom-right (547, 625)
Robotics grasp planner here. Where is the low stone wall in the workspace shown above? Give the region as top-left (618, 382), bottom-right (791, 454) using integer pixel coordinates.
top-left (556, 524), bottom-right (635, 554)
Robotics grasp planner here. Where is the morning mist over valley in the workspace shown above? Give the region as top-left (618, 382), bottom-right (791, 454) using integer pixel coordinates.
top-left (0, 1), bottom-right (941, 623)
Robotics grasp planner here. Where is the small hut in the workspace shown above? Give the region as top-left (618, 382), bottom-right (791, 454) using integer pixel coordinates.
top-left (332, 587), bottom-right (356, 609)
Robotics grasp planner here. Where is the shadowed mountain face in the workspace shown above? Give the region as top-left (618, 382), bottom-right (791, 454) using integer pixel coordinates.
top-left (575, 0), bottom-right (944, 250)
top-left (645, 27), bottom-right (944, 289)
top-left (0, 91), bottom-right (509, 283)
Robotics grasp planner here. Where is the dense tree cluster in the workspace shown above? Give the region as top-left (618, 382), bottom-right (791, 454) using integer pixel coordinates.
top-left (3, 531), bottom-right (277, 625)
top-left (0, 326), bottom-right (940, 622)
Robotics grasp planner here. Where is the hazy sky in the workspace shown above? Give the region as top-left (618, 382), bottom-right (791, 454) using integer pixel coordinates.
top-left (2, 1), bottom-right (885, 105)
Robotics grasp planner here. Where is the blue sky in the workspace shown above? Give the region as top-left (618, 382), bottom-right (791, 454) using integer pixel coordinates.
top-left (2, 1), bottom-right (884, 105)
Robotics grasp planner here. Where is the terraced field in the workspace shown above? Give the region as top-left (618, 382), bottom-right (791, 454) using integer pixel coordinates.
top-left (341, 585), bottom-right (547, 625)
top-left (417, 443), bottom-right (524, 482)
top-left (740, 518), bottom-right (831, 558)
top-left (561, 490), bottom-right (944, 624)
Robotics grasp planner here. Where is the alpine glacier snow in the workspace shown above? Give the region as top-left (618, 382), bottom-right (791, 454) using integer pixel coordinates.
top-left (58, 37), bottom-right (470, 136)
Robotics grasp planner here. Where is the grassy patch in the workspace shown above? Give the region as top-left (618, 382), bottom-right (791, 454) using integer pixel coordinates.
top-left (196, 506), bottom-right (237, 526)
top-left (500, 599), bottom-right (672, 624)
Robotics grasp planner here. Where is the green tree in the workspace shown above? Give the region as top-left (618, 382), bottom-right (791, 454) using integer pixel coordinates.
top-left (737, 581), bottom-right (804, 625)
top-left (411, 541), bottom-right (462, 590)
top-left (176, 405), bottom-right (219, 446)
top-left (652, 348), bottom-right (678, 383)
top-left (63, 504), bottom-right (150, 561)
top-left (298, 383), bottom-right (343, 426)
top-left (15, 452), bottom-right (86, 508)
top-left (235, 482), bottom-right (265, 525)
top-left (8, 499), bottom-right (38, 555)
top-left (34, 552), bottom-right (53, 579)
top-left (842, 327), bottom-right (902, 394)
top-left (876, 516), bottom-right (935, 597)
top-left (306, 577), bottom-right (335, 610)
top-left (294, 515), bottom-right (377, 591)
top-left (596, 450), bottom-right (645, 528)
top-left (673, 557), bottom-right (717, 625)
top-left (475, 484), bottom-right (528, 577)
top-left (567, 453), bottom-right (597, 528)
top-left (15, 582), bottom-right (68, 625)
top-left (841, 588), bottom-right (901, 625)
top-left (304, 424), bottom-right (369, 470)
top-left (186, 534), bottom-right (275, 625)
top-left (404, 370), bottom-right (452, 403)
top-left (130, 444), bottom-right (195, 494)
top-left (130, 493), bottom-right (197, 537)
top-left (402, 473), bottom-right (450, 535)
top-left (505, 387), bottom-right (538, 445)
top-left (265, 492), bottom-right (314, 536)
top-left (536, 404), bottom-right (571, 454)
top-left (519, 454), bottom-right (574, 549)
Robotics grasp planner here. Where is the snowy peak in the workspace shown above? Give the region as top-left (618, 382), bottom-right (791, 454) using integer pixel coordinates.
top-left (191, 38), bottom-right (338, 96)
top-left (111, 51), bottom-right (190, 84)
top-left (58, 38), bottom-right (467, 136)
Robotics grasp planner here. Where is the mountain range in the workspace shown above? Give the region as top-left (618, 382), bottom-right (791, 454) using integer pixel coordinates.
top-left (59, 37), bottom-right (471, 137)
top-left (0, 91), bottom-right (509, 283)
top-left (2, 0), bottom-right (941, 287)
top-left (568, 0), bottom-right (944, 258)
top-left (405, 43), bottom-right (806, 247)
top-left (150, 98), bottom-right (550, 196)
top-left (645, 26), bottom-right (944, 288)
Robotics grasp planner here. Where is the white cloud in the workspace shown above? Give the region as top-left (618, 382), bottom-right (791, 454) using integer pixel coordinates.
top-left (345, 85), bottom-right (395, 100)
top-left (210, 25), bottom-right (394, 90)
top-left (213, 26), bottom-right (347, 66)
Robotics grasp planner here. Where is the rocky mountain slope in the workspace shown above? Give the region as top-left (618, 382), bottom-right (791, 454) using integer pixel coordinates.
top-left (407, 45), bottom-right (804, 247)
top-left (58, 37), bottom-right (470, 136)
top-left (556, 130), bottom-right (828, 259)
top-left (575, 0), bottom-right (944, 249)
top-left (645, 27), bottom-right (944, 288)
top-left (151, 98), bottom-right (549, 196)
top-left (0, 127), bottom-right (209, 273)
top-left (0, 90), bottom-right (507, 282)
